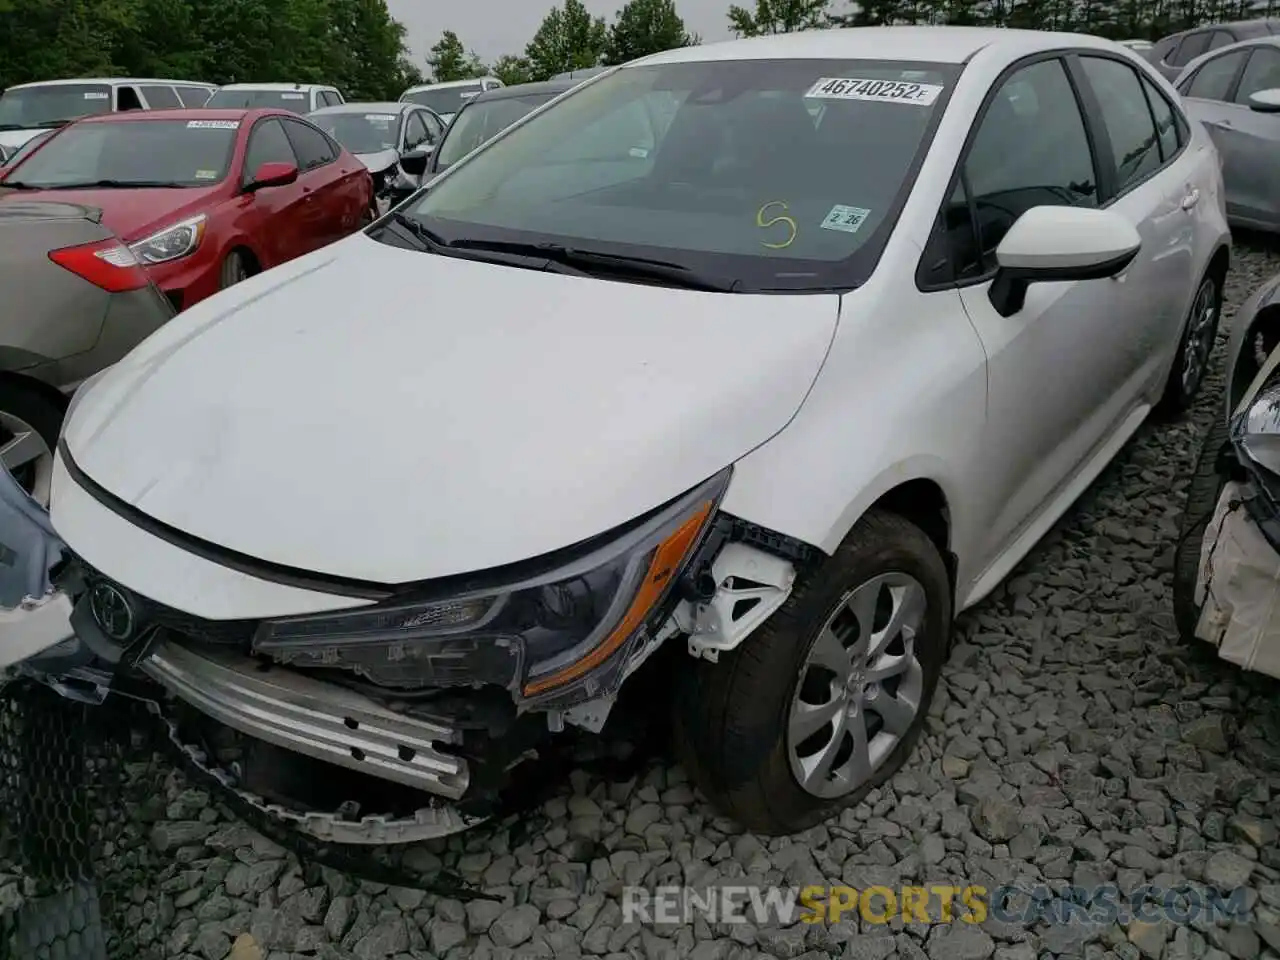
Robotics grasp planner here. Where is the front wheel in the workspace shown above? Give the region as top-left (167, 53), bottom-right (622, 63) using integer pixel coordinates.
top-left (219, 251), bottom-right (250, 290)
top-left (672, 509), bottom-right (951, 834)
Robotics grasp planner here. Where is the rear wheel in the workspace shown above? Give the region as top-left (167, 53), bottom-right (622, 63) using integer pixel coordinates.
top-left (1160, 271), bottom-right (1222, 415)
top-left (672, 510), bottom-right (951, 834)
top-left (0, 380), bottom-right (63, 507)
top-left (219, 251), bottom-right (250, 290)
top-left (1173, 414), bottom-right (1232, 643)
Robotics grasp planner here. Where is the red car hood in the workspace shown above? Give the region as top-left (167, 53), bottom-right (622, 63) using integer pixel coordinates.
top-left (0, 186), bottom-right (220, 242)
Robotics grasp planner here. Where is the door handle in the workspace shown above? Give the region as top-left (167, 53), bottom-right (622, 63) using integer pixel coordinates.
top-left (1181, 188), bottom-right (1201, 211)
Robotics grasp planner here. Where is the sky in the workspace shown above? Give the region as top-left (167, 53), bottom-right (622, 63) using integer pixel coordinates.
top-left (385, 0), bottom-right (736, 66)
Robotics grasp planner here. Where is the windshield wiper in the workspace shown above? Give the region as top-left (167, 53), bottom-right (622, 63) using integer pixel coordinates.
top-left (447, 239), bottom-right (739, 292)
top-left (32, 119), bottom-right (72, 129)
top-left (379, 212), bottom-right (590, 277)
top-left (40, 179), bottom-right (184, 190)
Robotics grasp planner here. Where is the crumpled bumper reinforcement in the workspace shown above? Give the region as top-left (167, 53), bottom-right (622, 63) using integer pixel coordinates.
top-left (1195, 479), bottom-right (1280, 680)
top-left (139, 637), bottom-right (471, 800)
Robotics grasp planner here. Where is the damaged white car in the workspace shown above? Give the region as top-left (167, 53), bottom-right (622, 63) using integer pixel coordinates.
top-left (8, 27), bottom-right (1231, 841)
top-left (1176, 271), bottom-right (1280, 679)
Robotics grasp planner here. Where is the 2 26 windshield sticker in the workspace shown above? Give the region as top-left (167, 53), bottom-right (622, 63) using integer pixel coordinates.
top-left (187, 119), bottom-right (239, 129)
top-left (805, 77), bottom-right (942, 106)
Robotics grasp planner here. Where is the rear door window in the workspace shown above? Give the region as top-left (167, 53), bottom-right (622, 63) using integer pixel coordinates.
top-left (1141, 74), bottom-right (1181, 161)
top-left (281, 118), bottom-right (338, 169)
top-left (140, 85), bottom-right (181, 109)
top-left (1233, 47), bottom-right (1280, 104)
top-left (1183, 49), bottom-right (1248, 100)
top-left (175, 86), bottom-right (213, 107)
top-left (1171, 32), bottom-right (1212, 66)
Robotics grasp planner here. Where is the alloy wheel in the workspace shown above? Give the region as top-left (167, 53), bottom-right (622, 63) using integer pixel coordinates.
top-left (0, 410), bottom-right (53, 506)
top-left (787, 572), bottom-right (926, 799)
top-left (1182, 278), bottom-right (1218, 397)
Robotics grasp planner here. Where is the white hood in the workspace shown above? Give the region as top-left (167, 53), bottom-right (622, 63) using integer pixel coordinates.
top-left (0, 129), bottom-right (44, 151)
top-left (59, 233), bottom-right (838, 585)
top-left (355, 148), bottom-right (398, 173)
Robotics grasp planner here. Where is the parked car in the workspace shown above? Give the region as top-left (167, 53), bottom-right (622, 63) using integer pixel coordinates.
top-left (1174, 272), bottom-right (1280, 679)
top-left (0, 108), bottom-right (375, 312)
top-left (18, 27), bottom-right (1229, 841)
top-left (205, 83), bottom-right (344, 114)
top-left (0, 78), bottom-right (218, 154)
top-left (423, 78), bottom-right (582, 178)
top-left (308, 101), bottom-right (445, 205)
top-left (1173, 36), bottom-right (1280, 232)
top-left (0, 200), bottom-right (174, 507)
top-left (1148, 19), bottom-right (1280, 80)
top-left (399, 78), bottom-right (504, 124)
top-left (0, 129), bottom-right (53, 169)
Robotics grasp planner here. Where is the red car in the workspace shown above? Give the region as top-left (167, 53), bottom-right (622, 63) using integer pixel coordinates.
top-left (0, 108), bottom-right (375, 311)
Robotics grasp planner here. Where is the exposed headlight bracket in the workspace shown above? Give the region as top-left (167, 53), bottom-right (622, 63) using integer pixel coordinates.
top-left (677, 542), bottom-right (796, 662)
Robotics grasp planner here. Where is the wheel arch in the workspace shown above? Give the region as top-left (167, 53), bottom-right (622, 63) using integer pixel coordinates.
top-left (226, 244), bottom-right (261, 276)
top-left (1225, 270), bottom-right (1280, 417)
top-left (0, 369), bottom-right (70, 414)
top-left (869, 478), bottom-right (955, 591)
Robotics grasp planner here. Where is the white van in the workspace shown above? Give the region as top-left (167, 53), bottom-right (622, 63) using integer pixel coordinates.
top-left (205, 83), bottom-right (345, 114)
top-left (0, 78), bottom-right (218, 151)
top-left (399, 77), bottom-right (504, 124)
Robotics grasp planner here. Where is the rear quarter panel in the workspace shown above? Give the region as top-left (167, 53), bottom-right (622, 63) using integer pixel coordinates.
top-left (0, 213), bottom-right (117, 378)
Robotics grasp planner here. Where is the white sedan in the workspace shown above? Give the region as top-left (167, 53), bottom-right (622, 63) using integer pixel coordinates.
top-left (45, 26), bottom-right (1229, 837)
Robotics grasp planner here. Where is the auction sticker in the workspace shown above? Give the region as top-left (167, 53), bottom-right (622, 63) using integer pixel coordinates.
top-left (194, 169), bottom-right (218, 180)
top-left (187, 119), bottom-right (239, 129)
top-left (365, 114), bottom-right (395, 124)
top-left (282, 93), bottom-right (306, 100)
top-left (805, 77), bottom-right (942, 105)
top-left (820, 205), bottom-right (871, 233)
top-left (84, 92), bottom-right (109, 100)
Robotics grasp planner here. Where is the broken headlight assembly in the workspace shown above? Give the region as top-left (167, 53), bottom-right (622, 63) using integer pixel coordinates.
top-left (1231, 378), bottom-right (1280, 548)
top-left (252, 469), bottom-right (730, 709)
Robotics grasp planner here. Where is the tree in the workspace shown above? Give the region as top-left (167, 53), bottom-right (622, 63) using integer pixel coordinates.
top-left (525, 0), bottom-right (609, 80)
top-left (604, 0), bottom-right (694, 65)
top-left (426, 29), bottom-right (487, 83)
top-left (491, 54), bottom-right (534, 86)
top-left (727, 0), bottom-right (831, 36)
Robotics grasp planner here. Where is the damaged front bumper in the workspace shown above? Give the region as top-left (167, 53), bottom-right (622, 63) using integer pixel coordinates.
top-left (1195, 479), bottom-right (1280, 679)
top-left (0, 467), bottom-right (486, 843)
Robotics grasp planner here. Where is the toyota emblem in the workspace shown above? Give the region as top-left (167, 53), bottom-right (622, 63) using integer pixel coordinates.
top-left (89, 581), bottom-right (135, 641)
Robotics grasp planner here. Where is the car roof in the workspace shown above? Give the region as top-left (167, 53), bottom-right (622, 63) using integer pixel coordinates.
top-left (215, 82), bottom-right (334, 92)
top-left (72, 107), bottom-right (283, 123)
top-left (402, 78), bottom-right (498, 94)
top-left (309, 101), bottom-right (412, 116)
top-left (635, 25), bottom-right (1133, 66)
top-left (468, 79), bottom-right (581, 103)
top-left (6, 78), bottom-right (216, 91)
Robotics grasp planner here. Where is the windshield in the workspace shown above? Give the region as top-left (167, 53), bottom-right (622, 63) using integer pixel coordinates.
top-left (311, 112), bottom-right (401, 155)
top-left (7, 118), bottom-right (239, 188)
top-left (0, 84), bottom-right (113, 129)
top-left (402, 84), bottom-right (483, 117)
top-left (207, 88), bottom-right (310, 112)
top-left (435, 94), bottom-right (557, 171)
top-left (403, 59), bottom-right (957, 291)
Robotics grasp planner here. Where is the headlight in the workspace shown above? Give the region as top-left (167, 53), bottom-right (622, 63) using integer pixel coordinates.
top-left (253, 468), bottom-right (730, 707)
top-left (128, 214), bottom-right (206, 264)
top-left (1234, 380), bottom-right (1280, 476)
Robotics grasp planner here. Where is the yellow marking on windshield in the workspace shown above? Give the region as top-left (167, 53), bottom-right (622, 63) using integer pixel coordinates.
top-left (756, 200), bottom-right (797, 249)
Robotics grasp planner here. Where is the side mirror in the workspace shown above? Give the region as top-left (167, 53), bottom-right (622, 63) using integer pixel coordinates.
top-left (399, 146), bottom-right (432, 177)
top-left (245, 160), bottom-right (298, 192)
top-left (988, 206), bottom-right (1141, 318)
top-left (1249, 88), bottom-right (1280, 113)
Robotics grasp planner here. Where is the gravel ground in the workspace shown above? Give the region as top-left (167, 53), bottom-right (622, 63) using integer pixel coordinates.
top-left (9, 242), bottom-right (1280, 960)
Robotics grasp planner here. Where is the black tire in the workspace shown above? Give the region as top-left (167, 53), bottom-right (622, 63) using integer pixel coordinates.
top-left (1160, 270), bottom-right (1224, 416)
top-left (1173, 414), bottom-right (1232, 643)
top-left (219, 250), bottom-right (250, 289)
top-left (0, 379), bottom-right (64, 501)
top-left (672, 509), bottom-right (952, 834)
